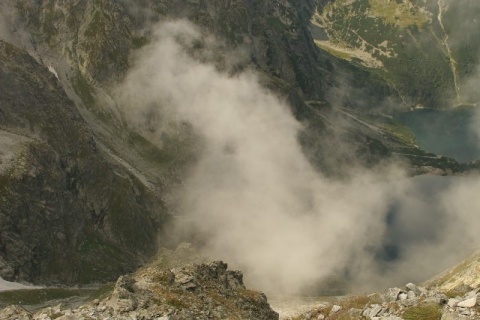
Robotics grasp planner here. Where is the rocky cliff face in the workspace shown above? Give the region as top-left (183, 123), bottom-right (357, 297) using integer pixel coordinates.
top-left (8, 0), bottom-right (327, 97)
top-left (0, 40), bottom-right (168, 285)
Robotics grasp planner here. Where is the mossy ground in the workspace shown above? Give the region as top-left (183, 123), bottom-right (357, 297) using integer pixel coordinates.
top-left (292, 293), bottom-right (383, 320)
top-left (402, 302), bottom-right (442, 320)
top-left (0, 288), bottom-right (95, 308)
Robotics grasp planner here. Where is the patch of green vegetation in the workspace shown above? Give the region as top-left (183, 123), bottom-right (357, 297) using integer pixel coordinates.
top-left (165, 296), bottom-right (189, 309)
top-left (239, 289), bottom-right (262, 301)
top-left (369, 0), bottom-right (430, 29)
top-left (379, 122), bottom-right (417, 146)
top-left (428, 254), bottom-right (477, 288)
top-left (455, 104), bottom-right (477, 110)
top-left (296, 293), bottom-right (383, 320)
top-left (72, 72), bottom-right (95, 108)
top-left (72, 71), bottom-right (117, 125)
top-left (340, 293), bottom-right (382, 309)
top-left (0, 288), bottom-right (95, 307)
top-left (88, 282), bottom-right (115, 301)
top-left (315, 41), bottom-right (354, 60)
top-left (132, 36), bottom-right (148, 49)
top-left (267, 17), bottom-right (288, 30)
top-left (402, 302), bottom-right (442, 320)
top-left (72, 226), bottom-right (137, 284)
top-left (0, 172), bottom-right (12, 197)
top-left (443, 286), bottom-right (471, 299)
top-left (126, 129), bottom-right (197, 172)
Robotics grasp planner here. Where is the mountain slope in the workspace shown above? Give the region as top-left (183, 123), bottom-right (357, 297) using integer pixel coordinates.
top-left (423, 251), bottom-right (480, 291)
top-left (0, 40), bottom-right (168, 285)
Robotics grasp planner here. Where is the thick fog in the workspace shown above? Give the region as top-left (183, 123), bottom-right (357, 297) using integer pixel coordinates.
top-left (117, 20), bottom-right (480, 294)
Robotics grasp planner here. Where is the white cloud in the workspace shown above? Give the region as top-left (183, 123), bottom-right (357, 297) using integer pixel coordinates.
top-left (117, 19), bottom-right (480, 294)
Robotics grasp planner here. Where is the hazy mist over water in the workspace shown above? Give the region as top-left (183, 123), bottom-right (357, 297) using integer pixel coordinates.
top-left (396, 109), bottom-right (480, 163)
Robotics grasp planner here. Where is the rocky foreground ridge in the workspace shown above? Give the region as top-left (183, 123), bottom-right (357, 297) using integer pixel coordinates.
top-left (1, 252), bottom-right (479, 320)
top-left (0, 260), bottom-right (278, 320)
top-left (2, 279), bottom-right (480, 320)
top-left (293, 283), bottom-right (480, 320)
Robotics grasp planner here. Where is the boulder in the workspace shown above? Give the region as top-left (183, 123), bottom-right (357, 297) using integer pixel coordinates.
top-left (457, 296), bottom-right (476, 308)
top-left (447, 298), bottom-right (459, 308)
top-left (330, 305), bottom-right (342, 314)
top-left (384, 288), bottom-right (403, 302)
top-left (406, 290), bottom-right (416, 300)
top-left (406, 283), bottom-right (422, 296)
top-left (398, 292), bottom-right (408, 301)
top-left (369, 304), bottom-right (383, 317)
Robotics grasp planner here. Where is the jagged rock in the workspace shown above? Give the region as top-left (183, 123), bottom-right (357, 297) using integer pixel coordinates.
top-left (467, 288), bottom-right (480, 298)
top-left (406, 283), bottom-right (423, 296)
top-left (459, 307), bottom-right (471, 316)
top-left (349, 308), bottom-right (362, 317)
top-left (457, 296), bottom-right (476, 308)
top-left (441, 310), bottom-right (464, 320)
top-left (398, 292), bottom-right (408, 301)
top-left (406, 290), bottom-right (416, 300)
top-left (426, 293), bottom-right (449, 305)
top-left (400, 297), bottom-right (418, 307)
top-left (384, 287), bottom-right (403, 302)
top-left (448, 298), bottom-right (460, 308)
top-left (369, 304), bottom-right (383, 317)
top-left (0, 260), bottom-right (278, 320)
top-left (363, 307), bottom-right (373, 317)
top-left (0, 305), bottom-right (31, 320)
top-left (329, 305), bottom-right (341, 314)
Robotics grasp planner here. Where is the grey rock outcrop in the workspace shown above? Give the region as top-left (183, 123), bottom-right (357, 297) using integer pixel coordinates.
top-left (0, 261), bottom-right (279, 320)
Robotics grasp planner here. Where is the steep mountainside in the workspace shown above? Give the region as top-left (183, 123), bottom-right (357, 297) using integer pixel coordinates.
top-left (313, 0), bottom-right (480, 108)
top-left (0, 40), bottom-right (168, 285)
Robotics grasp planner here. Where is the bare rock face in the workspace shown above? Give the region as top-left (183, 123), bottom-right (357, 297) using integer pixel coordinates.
top-left (0, 40), bottom-right (168, 285)
top-left (8, 0), bottom-right (327, 99)
top-left (0, 261), bottom-right (279, 320)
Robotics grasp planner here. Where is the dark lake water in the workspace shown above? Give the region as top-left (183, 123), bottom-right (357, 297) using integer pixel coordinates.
top-left (396, 108), bottom-right (480, 162)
